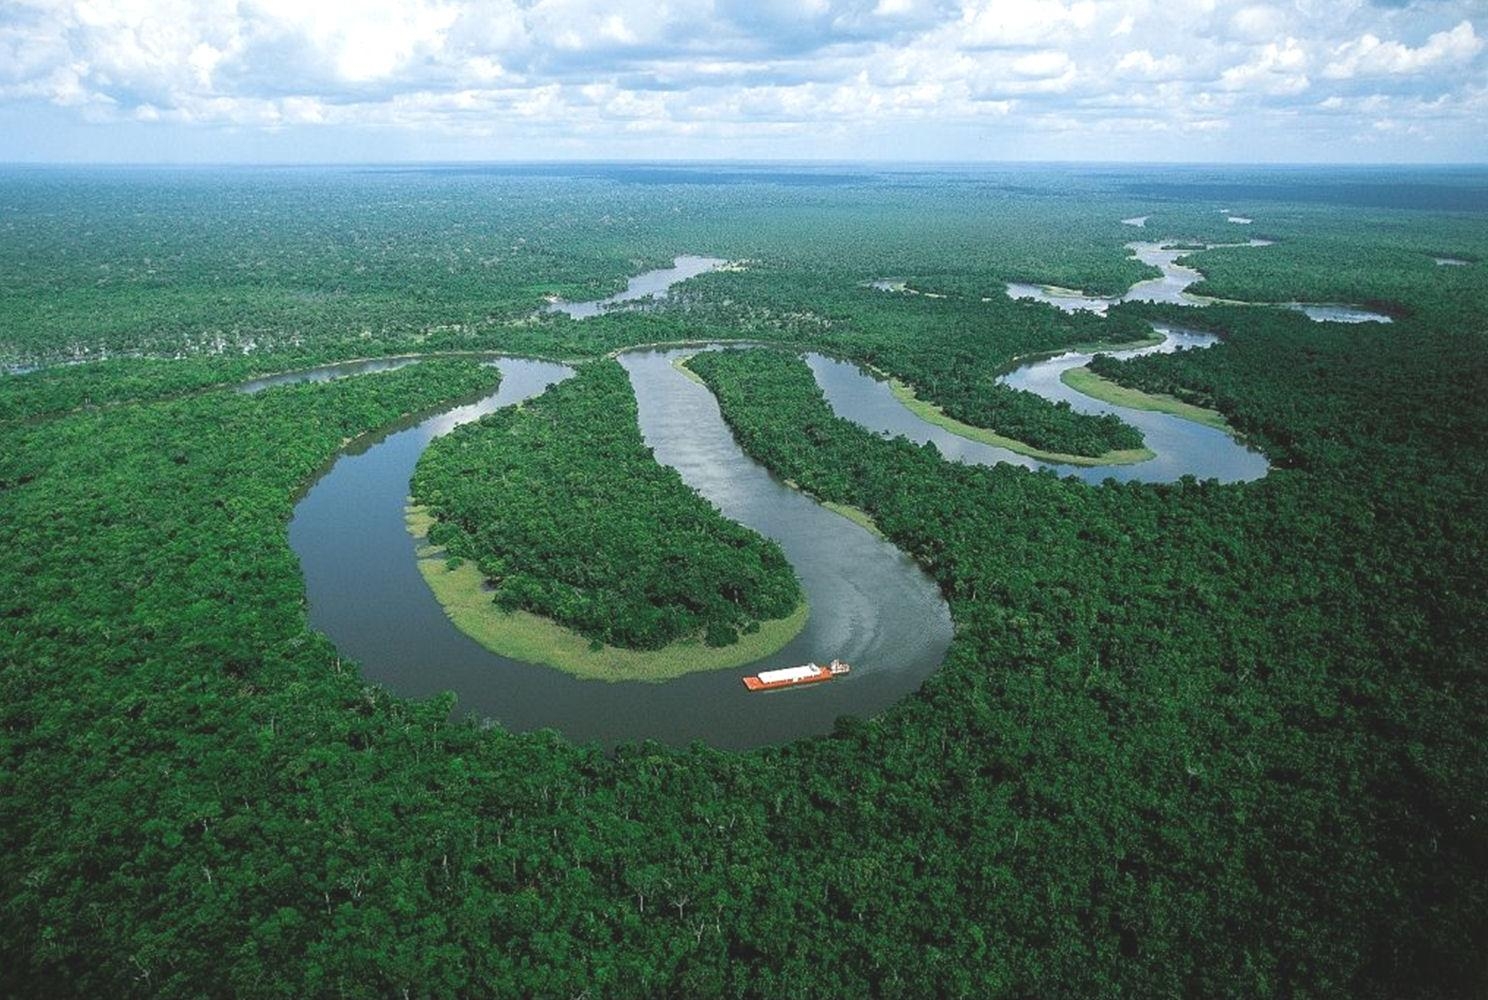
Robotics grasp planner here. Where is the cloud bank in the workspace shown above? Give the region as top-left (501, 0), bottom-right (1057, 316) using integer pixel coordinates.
top-left (1, 0), bottom-right (1484, 161)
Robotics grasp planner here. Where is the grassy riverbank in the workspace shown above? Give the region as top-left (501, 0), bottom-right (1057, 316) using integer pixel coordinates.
top-left (887, 378), bottom-right (1155, 466)
top-left (407, 506), bottom-right (809, 682)
top-left (670, 354), bottom-right (706, 384)
top-left (821, 500), bottom-right (885, 538)
top-left (1061, 366), bottom-right (1233, 433)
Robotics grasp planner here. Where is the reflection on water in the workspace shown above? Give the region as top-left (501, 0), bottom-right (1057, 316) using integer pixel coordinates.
top-left (1005, 283), bottom-right (1116, 315)
top-left (1284, 303), bottom-right (1392, 324)
top-left (239, 357), bottom-right (419, 394)
top-left (545, 255), bottom-right (728, 318)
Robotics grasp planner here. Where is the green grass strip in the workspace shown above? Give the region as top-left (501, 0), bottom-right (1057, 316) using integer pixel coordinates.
top-left (1061, 366), bottom-right (1233, 433)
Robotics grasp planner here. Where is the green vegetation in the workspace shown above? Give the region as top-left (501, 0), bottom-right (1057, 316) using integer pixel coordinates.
top-left (1, 166), bottom-right (1485, 998)
top-left (889, 375), bottom-right (1156, 464)
top-left (1061, 364), bottom-right (1233, 432)
top-left (687, 330), bottom-right (1485, 1000)
top-left (411, 360), bottom-right (802, 653)
top-left (0, 166), bottom-right (1167, 460)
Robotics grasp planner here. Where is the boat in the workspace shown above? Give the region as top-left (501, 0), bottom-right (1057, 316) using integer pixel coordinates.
top-left (742, 659), bottom-right (850, 692)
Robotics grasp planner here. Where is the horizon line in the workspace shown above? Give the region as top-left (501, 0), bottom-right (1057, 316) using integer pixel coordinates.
top-left (2, 158), bottom-right (1487, 170)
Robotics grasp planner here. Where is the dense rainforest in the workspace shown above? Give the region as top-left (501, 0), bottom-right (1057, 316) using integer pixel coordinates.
top-left (1, 164), bottom-right (1485, 998)
top-left (411, 359), bottom-right (800, 650)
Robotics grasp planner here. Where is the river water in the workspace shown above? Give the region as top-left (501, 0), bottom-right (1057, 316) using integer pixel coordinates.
top-left (285, 345), bottom-right (951, 749)
top-left (809, 325), bottom-right (1268, 485)
top-left (275, 245), bottom-right (1278, 747)
top-left (545, 255), bottom-right (728, 318)
top-left (1002, 238), bottom-right (1391, 322)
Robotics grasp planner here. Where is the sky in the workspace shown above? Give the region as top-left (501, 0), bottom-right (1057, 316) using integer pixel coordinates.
top-left (1, 0), bottom-right (1485, 163)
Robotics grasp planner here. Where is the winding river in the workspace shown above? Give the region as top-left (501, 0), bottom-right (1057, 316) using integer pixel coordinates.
top-left (1002, 239), bottom-right (1392, 323)
top-left (810, 325), bottom-right (1268, 485)
top-left (284, 347), bottom-right (951, 750)
top-left (545, 255), bottom-right (728, 318)
top-left (269, 239), bottom-right (1286, 747)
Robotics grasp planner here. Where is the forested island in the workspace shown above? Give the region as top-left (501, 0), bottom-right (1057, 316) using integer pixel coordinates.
top-left (1, 163), bottom-right (1484, 998)
top-left (409, 359), bottom-right (804, 677)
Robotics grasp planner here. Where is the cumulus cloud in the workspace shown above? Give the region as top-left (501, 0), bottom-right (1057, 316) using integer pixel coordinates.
top-left (1219, 37), bottom-right (1310, 95)
top-left (1115, 50), bottom-right (1184, 80)
top-left (1323, 20), bottom-right (1482, 78)
top-left (0, 0), bottom-right (1482, 160)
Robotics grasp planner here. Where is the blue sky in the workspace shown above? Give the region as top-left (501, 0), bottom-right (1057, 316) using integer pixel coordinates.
top-left (1, 0), bottom-right (1484, 163)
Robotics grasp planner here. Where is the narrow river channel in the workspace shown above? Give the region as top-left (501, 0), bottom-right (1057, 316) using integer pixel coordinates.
top-left (809, 325), bottom-right (1269, 485)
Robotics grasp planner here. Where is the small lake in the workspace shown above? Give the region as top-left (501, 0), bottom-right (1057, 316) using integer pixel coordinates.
top-left (1283, 303), bottom-right (1392, 324)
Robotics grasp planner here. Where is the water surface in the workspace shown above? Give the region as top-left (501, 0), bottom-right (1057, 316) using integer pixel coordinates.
top-left (283, 348), bottom-right (951, 749)
top-left (1003, 237), bottom-right (1393, 323)
top-left (1283, 304), bottom-right (1392, 324)
top-left (546, 255), bottom-right (727, 318)
top-left (810, 326), bottom-right (1269, 485)
top-left (240, 357), bottom-right (418, 393)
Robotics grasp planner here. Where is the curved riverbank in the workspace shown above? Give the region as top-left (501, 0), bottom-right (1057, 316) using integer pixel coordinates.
top-left (262, 254), bottom-right (1269, 745)
top-left (1004, 236), bottom-right (1392, 323)
top-left (407, 505), bottom-right (810, 682)
top-left (810, 326), bottom-right (1270, 485)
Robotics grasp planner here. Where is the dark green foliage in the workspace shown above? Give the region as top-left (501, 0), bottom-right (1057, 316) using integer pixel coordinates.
top-left (678, 266), bottom-right (1157, 456)
top-left (688, 341), bottom-right (1486, 999)
top-left (1, 167), bottom-right (1485, 999)
top-left (411, 360), bottom-right (800, 649)
top-left (935, 379), bottom-right (1143, 455)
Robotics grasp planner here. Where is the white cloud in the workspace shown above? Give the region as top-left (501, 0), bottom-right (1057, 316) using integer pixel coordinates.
top-left (957, 0), bottom-right (1096, 49)
top-left (1219, 37), bottom-right (1309, 95)
top-left (1115, 49), bottom-right (1182, 80)
top-left (1229, 6), bottom-right (1285, 44)
top-left (1324, 20), bottom-right (1482, 79)
top-left (1011, 50), bottom-right (1072, 78)
top-left (0, 0), bottom-right (1483, 160)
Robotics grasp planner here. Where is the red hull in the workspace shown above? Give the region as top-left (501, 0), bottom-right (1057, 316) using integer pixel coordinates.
top-left (742, 669), bottom-right (835, 692)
